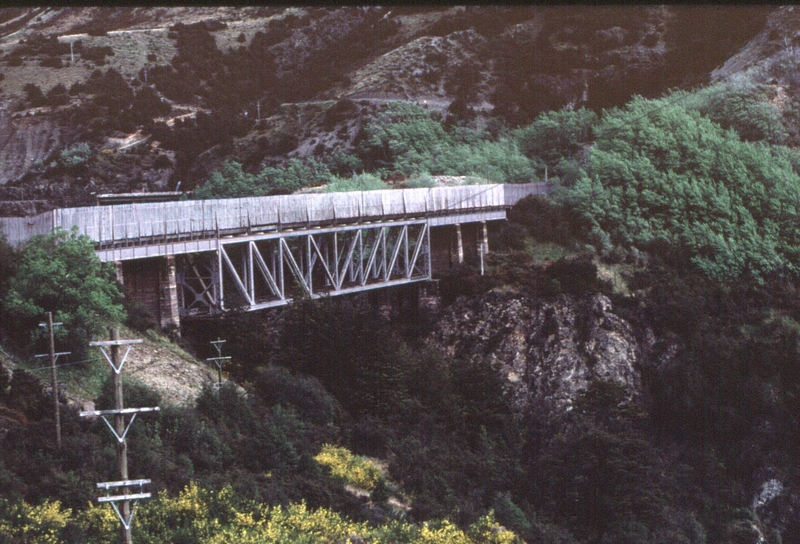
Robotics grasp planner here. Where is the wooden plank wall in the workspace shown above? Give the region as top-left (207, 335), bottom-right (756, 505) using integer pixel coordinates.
top-left (1, 183), bottom-right (551, 248)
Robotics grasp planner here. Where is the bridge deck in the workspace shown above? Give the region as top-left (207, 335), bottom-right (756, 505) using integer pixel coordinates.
top-left (0, 183), bottom-right (550, 260)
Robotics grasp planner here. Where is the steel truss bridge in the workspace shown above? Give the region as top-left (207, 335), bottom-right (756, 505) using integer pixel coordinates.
top-left (0, 183), bottom-right (550, 320)
top-left (180, 219), bottom-right (432, 314)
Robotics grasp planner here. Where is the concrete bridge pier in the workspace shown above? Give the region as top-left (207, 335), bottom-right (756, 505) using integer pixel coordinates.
top-left (117, 256), bottom-right (180, 331)
top-left (430, 223), bottom-right (485, 272)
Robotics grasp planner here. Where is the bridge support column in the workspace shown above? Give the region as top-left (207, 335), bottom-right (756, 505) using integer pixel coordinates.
top-left (455, 224), bottom-right (464, 264)
top-left (121, 256), bottom-right (180, 333)
top-left (113, 261), bottom-right (125, 286)
top-left (159, 256), bottom-right (180, 333)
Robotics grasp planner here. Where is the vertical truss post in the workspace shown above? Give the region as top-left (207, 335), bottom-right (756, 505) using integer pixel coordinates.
top-left (404, 225), bottom-right (410, 278)
top-left (333, 232), bottom-right (339, 288)
top-left (217, 235), bottom-right (225, 311)
top-left (381, 227), bottom-right (388, 280)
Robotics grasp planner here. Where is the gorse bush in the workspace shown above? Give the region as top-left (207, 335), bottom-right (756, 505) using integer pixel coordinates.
top-left (0, 484), bottom-right (522, 543)
top-left (314, 444), bottom-right (384, 491)
top-left (0, 498), bottom-right (71, 544)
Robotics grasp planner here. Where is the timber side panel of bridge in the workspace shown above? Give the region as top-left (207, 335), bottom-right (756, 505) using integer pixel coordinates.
top-left (0, 183), bottom-right (551, 260)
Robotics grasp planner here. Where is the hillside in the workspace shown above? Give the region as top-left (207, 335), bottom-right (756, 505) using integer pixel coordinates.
top-left (0, 5), bottom-right (775, 212)
top-left (3, 6), bottom-right (800, 544)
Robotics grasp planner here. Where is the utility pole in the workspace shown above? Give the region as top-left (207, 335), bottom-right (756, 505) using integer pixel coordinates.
top-left (257, 100), bottom-right (261, 120)
top-left (207, 338), bottom-right (230, 387)
top-left (111, 328), bottom-right (130, 544)
top-left (69, 41), bottom-right (74, 64)
top-left (35, 312), bottom-right (70, 449)
top-left (83, 329), bottom-right (157, 544)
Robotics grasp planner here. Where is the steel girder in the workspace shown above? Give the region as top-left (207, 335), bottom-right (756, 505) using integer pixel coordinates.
top-left (176, 220), bottom-right (431, 316)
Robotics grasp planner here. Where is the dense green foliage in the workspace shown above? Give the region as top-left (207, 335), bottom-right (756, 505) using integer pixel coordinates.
top-left (193, 158), bottom-right (334, 199)
top-left (7, 20), bottom-right (800, 541)
top-left (2, 228), bottom-right (126, 357)
top-left (678, 80), bottom-right (787, 144)
top-left (559, 95), bottom-right (800, 281)
top-left (355, 102), bottom-right (536, 183)
top-left (514, 107), bottom-right (597, 170)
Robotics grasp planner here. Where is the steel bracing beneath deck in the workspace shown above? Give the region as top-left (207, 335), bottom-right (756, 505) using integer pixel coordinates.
top-left (177, 220), bottom-right (431, 316)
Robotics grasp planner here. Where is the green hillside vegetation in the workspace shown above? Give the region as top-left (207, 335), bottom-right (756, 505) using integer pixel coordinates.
top-left (3, 71), bottom-right (800, 542)
top-left (194, 101), bottom-right (537, 199)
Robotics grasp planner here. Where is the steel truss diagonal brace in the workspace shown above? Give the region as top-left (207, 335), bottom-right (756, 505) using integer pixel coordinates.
top-left (219, 245), bottom-right (255, 305)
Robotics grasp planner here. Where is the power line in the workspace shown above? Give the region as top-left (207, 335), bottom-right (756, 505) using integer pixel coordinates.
top-left (20, 357), bottom-right (102, 373)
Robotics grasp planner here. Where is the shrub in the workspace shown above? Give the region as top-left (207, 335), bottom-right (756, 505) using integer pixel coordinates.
top-left (0, 498), bottom-right (71, 544)
top-left (59, 143), bottom-right (91, 168)
top-left (2, 227), bottom-right (126, 357)
top-left (23, 83), bottom-right (46, 107)
top-left (80, 45), bottom-right (114, 64)
top-left (678, 80), bottom-right (787, 144)
top-left (515, 107), bottom-right (598, 168)
top-left (562, 95), bottom-right (800, 281)
top-left (314, 444), bottom-right (384, 491)
top-left (194, 160), bottom-right (261, 199)
top-left (46, 83), bottom-right (68, 106)
top-left (325, 172), bottom-right (387, 192)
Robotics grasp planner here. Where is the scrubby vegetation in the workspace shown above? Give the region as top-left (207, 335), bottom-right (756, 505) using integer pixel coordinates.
top-left (4, 7), bottom-right (800, 543)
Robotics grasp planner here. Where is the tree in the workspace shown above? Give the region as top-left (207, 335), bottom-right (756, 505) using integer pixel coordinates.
top-left (3, 228), bottom-right (126, 357)
top-left (562, 96), bottom-right (800, 281)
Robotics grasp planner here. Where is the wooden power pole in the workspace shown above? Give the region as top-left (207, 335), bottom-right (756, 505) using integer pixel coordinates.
top-left (35, 312), bottom-right (69, 449)
top-left (82, 328), bottom-right (158, 544)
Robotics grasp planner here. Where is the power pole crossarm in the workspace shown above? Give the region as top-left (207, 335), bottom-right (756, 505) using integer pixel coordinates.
top-left (85, 329), bottom-right (156, 544)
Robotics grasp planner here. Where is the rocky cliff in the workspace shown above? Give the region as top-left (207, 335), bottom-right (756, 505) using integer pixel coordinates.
top-left (430, 292), bottom-right (644, 419)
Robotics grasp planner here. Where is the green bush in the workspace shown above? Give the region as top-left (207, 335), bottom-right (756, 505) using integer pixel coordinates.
top-left (562, 95), bottom-right (800, 281)
top-left (356, 101), bottom-right (536, 182)
top-left (357, 101), bottom-right (451, 174)
top-left (677, 80), bottom-right (787, 144)
top-left (515, 107), bottom-right (598, 168)
top-left (59, 143), bottom-right (91, 168)
top-left (193, 160), bottom-right (261, 199)
top-left (3, 228), bottom-right (126, 357)
top-left (195, 158), bottom-right (334, 199)
top-left (325, 172), bottom-right (387, 192)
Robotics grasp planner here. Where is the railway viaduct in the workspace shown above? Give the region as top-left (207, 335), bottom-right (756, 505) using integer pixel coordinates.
top-left (0, 183), bottom-right (550, 328)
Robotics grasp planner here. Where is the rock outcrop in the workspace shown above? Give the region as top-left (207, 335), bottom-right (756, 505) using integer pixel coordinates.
top-left (429, 292), bottom-right (642, 418)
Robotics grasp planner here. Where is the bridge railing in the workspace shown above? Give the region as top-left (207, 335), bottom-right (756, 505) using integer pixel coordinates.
top-left (1, 183), bottom-right (550, 248)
